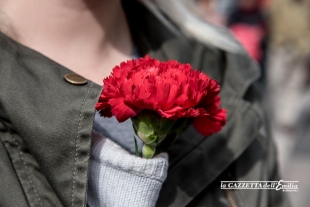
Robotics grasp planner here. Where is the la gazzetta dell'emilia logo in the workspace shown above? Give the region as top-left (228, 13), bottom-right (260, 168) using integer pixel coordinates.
top-left (221, 180), bottom-right (299, 192)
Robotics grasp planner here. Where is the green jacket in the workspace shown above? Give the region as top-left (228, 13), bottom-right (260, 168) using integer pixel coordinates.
top-left (0, 2), bottom-right (290, 207)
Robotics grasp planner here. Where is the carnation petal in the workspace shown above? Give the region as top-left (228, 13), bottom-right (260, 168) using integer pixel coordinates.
top-left (109, 98), bottom-right (139, 122)
top-left (193, 109), bottom-right (226, 136)
top-left (96, 55), bottom-right (227, 138)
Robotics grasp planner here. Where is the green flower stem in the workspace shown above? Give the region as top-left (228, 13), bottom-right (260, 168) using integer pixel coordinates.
top-left (133, 136), bottom-right (139, 157)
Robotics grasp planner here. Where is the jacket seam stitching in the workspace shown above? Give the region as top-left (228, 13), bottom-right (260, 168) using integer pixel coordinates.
top-left (71, 82), bottom-right (94, 207)
top-left (12, 134), bottom-right (43, 207)
top-left (82, 100), bottom-right (98, 207)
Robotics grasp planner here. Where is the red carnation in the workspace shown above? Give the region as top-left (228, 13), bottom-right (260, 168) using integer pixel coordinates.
top-left (96, 56), bottom-right (226, 158)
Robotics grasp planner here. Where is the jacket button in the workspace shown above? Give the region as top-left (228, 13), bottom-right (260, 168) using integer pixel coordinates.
top-left (64, 74), bottom-right (87, 85)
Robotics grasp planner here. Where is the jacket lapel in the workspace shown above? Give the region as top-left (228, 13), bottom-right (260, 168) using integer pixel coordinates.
top-left (0, 31), bottom-right (103, 206)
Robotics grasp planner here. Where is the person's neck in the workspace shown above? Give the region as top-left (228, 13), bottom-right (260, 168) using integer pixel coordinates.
top-left (0, 0), bottom-right (133, 84)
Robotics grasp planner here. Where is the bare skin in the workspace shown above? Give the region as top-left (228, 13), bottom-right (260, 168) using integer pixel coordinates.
top-left (0, 0), bottom-right (133, 84)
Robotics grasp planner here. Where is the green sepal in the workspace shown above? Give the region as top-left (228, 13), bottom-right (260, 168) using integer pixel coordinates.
top-left (142, 144), bottom-right (157, 159)
top-left (131, 110), bottom-right (176, 144)
top-left (131, 110), bottom-right (193, 158)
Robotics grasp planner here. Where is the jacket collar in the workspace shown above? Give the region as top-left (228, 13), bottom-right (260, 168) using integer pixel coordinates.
top-left (125, 2), bottom-right (262, 206)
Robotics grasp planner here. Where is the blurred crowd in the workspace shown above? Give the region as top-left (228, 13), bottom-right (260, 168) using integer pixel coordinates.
top-left (194, 0), bottom-right (310, 206)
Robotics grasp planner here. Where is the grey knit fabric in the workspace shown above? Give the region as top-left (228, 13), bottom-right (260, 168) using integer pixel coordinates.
top-left (87, 131), bottom-right (168, 207)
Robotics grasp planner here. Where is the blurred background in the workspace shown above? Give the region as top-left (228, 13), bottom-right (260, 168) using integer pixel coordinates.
top-left (190, 0), bottom-right (310, 206)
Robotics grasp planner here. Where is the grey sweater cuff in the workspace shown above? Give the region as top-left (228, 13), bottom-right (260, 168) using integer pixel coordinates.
top-left (87, 130), bottom-right (169, 207)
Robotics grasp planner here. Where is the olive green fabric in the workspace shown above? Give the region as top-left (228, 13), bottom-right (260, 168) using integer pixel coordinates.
top-left (0, 30), bottom-right (102, 207)
top-left (0, 1), bottom-right (289, 207)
